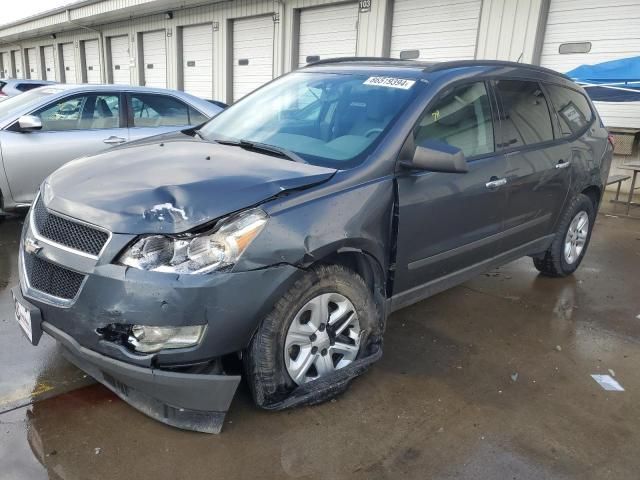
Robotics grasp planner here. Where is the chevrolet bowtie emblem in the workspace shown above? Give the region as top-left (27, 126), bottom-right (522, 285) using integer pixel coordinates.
top-left (24, 238), bottom-right (42, 255)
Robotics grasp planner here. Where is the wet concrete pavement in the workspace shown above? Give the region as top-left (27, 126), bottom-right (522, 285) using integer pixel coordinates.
top-left (1, 200), bottom-right (639, 479)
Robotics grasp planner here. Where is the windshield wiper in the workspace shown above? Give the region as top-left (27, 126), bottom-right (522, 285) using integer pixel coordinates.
top-left (214, 138), bottom-right (306, 163)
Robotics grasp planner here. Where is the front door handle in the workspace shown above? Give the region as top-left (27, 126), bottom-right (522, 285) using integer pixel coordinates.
top-left (485, 177), bottom-right (507, 189)
top-left (103, 136), bottom-right (126, 145)
top-left (555, 160), bottom-right (571, 169)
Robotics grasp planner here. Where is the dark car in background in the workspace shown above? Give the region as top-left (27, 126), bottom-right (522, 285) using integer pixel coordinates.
top-left (0, 79), bottom-right (56, 98)
top-left (13, 59), bottom-right (612, 433)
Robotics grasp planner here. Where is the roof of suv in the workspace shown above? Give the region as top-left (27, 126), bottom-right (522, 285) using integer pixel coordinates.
top-left (303, 57), bottom-right (571, 81)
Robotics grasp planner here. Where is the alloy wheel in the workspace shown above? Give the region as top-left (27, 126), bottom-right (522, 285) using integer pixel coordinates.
top-left (284, 292), bottom-right (361, 385)
top-left (564, 210), bottom-right (589, 264)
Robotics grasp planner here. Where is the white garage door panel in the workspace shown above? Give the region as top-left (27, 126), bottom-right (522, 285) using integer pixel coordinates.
top-left (182, 24), bottom-right (213, 98)
top-left (110, 35), bottom-right (131, 85)
top-left (61, 43), bottom-right (76, 83)
top-left (26, 48), bottom-right (38, 79)
top-left (540, 0), bottom-right (640, 128)
top-left (84, 39), bottom-right (101, 83)
top-left (142, 30), bottom-right (167, 88)
top-left (0, 52), bottom-right (9, 78)
top-left (233, 16), bottom-right (274, 101)
top-left (297, 3), bottom-right (358, 67)
top-left (43, 46), bottom-right (56, 81)
top-left (13, 51), bottom-right (23, 78)
top-left (390, 0), bottom-right (482, 61)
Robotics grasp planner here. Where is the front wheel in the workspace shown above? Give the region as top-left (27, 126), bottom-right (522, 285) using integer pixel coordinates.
top-left (533, 193), bottom-right (595, 277)
top-left (244, 265), bottom-right (380, 409)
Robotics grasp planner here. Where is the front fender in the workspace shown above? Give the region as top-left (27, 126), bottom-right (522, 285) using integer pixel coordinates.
top-left (235, 177), bottom-right (395, 274)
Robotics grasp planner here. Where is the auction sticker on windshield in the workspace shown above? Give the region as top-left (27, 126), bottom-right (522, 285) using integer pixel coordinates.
top-left (363, 76), bottom-right (416, 89)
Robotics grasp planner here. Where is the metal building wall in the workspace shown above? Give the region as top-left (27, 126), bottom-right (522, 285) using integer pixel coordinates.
top-left (475, 0), bottom-right (549, 63)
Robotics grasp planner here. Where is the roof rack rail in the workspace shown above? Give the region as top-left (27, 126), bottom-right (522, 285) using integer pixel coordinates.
top-left (306, 57), bottom-right (404, 66)
top-left (422, 60), bottom-right (570, 78)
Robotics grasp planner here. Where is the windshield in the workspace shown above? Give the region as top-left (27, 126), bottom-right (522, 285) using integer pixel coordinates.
top-left (199, 72), bottom-right (420, 168)
top-left (0, 87), bottom-right (61, 120)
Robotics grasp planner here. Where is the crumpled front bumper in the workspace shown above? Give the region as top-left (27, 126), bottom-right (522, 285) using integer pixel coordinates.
top-left (43, 317), bottom-right (240, 434)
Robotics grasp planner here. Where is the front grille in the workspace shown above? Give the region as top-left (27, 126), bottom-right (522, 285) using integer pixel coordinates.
top-left (24, 253), bottom-right (85, 300)
top-left (33, 196), bottom-right (109, 256)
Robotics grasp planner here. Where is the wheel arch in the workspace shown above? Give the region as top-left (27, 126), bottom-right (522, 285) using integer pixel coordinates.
top-left (581, 184), bottom-right (602, 210)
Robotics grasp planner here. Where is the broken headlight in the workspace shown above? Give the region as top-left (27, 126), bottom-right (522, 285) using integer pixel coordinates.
top-left (128, 325), bottom-right (206, 353)
top-left (118, 208), bottom-right (267, 274)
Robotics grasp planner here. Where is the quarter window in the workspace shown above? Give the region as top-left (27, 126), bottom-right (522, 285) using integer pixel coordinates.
top-left (414, 82), bottom-right (494, 158)
top-left (34, 94), bottom-right (120, 131)
top-left (494, 80), bottom-right (554, 149)
top-left (130, 94), bottom-right (192, 127)
top-left (545, 84), bottom-right (593, 136)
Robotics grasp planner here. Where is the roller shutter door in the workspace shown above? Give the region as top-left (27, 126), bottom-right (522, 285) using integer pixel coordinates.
top-left (540, 0), bottom-right (640, 128)
top-left (232, 15), bottom-right (274, 102)
top-left (61, 43), bottom-right (76, 83)
top-left (43, 46), bottom-right (56, 81)
top-left (0, 52), bottom-right (9, 78)
top-left (297, 3), bottom-right (358, 67)
top-left (390, 0), bottom-right (482, 61)
top-left (26, 48), bottom-right (38, 79)
top-left (83, 39), bottom-right (101, 84)
top-left (13, 51), bottom-right (23, 78)
top-left (141, 30), bottom-right (167, 88)
top-left (110, 36), bottom-right (130, 85)
top-left (182, 24), bottom-right (213, 99)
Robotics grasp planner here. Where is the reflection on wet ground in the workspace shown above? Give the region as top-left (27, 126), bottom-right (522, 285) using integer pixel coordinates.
top-left (1, 200), bottom-right (639, 479)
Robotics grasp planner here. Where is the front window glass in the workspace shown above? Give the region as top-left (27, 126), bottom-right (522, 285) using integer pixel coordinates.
top-left (199, 72), bottom-right (420, 168)
top-left (34, 94), bottom-right (120, 131)
top-left (414, 82), bottom-right (494, 158)
top-left (494, 80), bottom-right (555, 148)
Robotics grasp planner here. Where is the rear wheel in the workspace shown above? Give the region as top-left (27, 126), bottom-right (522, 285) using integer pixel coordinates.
top-left (245, 264), bottom-right (379, 408)
top-left (533, 194), bottom-right (595, 277)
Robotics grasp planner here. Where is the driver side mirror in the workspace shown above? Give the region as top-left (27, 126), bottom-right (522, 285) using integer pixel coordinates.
top-left (407, 140), bottom-right (468, 173)
top-left (17, 115), bottom-right (43, 132)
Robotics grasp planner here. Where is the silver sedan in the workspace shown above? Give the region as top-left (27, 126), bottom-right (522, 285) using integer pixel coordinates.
top-left (0, 84), bottom-right (223, 212)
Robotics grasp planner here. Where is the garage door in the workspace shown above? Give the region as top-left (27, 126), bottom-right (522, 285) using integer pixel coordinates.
top-left (182, 24), bottom-right (213, 98)
top-left (42, 46), bottom-right (56, 81)
top-left (297, 3), bottom-right (358, 67)
top-left (540, 0), bottom-right (640, 128)
top-left (12, 51), bottom-right (23, 78)
top-left (26, 48), bottom-right (38, 79)
top-left (0, 52), bottom-right (9, 78)
top-left (110, 35), bottom-right (130, 84)
top-left (390, 0), bottom-right (482, 61)
top-left (232, 15), bottom-right (274, 102)
top-left (83, 39), bottom-right (101, 84)
top-left (141, 30), bottom-right (167, 88)
top-left (61, 43), bottom-right (76, 83)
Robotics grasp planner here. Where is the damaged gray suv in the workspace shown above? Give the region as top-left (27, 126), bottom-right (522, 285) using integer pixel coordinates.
top-left (13, 59), bottom-right (612, 433)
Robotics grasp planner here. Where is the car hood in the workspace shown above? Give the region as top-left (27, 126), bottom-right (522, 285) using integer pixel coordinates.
top-left (43, 134), bottom-right (336, 234)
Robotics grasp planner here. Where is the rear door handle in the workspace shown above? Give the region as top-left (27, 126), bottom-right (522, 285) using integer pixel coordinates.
top-left (555, 160), bottom-right (571, 169)
top-left (103, 136), bottom-right (126, 145)
top-left (485, 177), bottom-right (507, 189)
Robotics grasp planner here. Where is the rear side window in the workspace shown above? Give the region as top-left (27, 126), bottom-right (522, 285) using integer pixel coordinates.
top-left (494, 80), bottom-right (554, 149)
top-left (414, 82), bottom-right (494, 158)
top-left (545, 84), bottom-right (593, 136)
top-left (130, 94), bottom-right (192, 127)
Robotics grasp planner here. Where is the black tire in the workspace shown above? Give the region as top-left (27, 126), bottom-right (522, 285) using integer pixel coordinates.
top-left (533, 193), bottom-right (595, 277)
top-left (244, 264), bottom-right (380, 409)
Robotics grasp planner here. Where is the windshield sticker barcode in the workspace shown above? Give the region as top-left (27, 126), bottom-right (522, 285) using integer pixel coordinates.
top-left (363, 76), bottom-right (416, 90)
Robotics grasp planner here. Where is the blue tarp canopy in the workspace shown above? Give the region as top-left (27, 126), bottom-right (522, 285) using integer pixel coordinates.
top-left (566, 56), bottom-right (640, 102)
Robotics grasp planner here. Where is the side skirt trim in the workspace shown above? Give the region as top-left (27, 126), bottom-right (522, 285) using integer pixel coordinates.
top-left (389, 234), bottom-right (554, 313)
